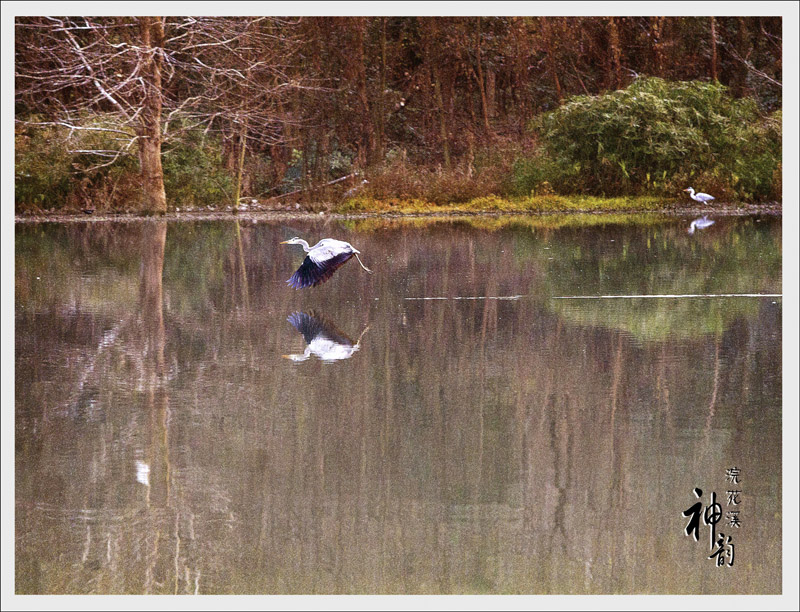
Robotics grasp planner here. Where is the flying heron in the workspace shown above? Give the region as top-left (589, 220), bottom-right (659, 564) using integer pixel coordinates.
top-left (280, 237), bottom-right (372, 289)
top-left (683, 187), bottom-right (715, 204)
top-left (688, 215), bottom-right (715, 235)
top-left (283, 311), bottom-right (369, 362)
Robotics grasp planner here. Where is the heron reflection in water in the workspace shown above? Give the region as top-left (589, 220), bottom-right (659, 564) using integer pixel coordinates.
top-left (283, 311), bottom-right (370, 363)
top-left (688, 215), bottom-right (715, 234)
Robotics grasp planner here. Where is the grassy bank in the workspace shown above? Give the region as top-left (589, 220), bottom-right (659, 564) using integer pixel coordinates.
top-left (331, 193), bottom-right (772, 215)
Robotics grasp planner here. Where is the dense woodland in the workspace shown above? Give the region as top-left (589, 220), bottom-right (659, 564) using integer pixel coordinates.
top-left (14, 16), bottom-right (783, 212)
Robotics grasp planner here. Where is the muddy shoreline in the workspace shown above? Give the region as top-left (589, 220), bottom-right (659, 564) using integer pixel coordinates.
top-left (14, 204), bottom-right (783, 224)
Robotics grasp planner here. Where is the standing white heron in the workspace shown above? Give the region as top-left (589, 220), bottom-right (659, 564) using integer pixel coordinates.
top-left (683, 187), bottom-right (715, 204)
top-left (280, 237), bottom-right (372, 289)
top-left (688, 215), bottom-right (715, 235)
top-left (344, 179), bottom-right (369, 198)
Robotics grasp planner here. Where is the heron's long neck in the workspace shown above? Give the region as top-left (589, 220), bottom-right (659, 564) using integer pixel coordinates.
top-left (299, 240), bottom-right (311, 252)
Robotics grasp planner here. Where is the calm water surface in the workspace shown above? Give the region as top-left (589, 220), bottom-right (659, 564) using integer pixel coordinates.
top-left (15, 214), bottom-right (782, 594)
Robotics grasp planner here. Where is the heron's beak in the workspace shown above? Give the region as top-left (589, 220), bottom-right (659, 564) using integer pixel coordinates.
top-left (682, 189), bottom-right (690, 192)
top-left (279, 240), bottom-right (289, 244)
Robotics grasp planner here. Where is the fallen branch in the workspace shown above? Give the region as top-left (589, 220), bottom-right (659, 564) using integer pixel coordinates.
top-left (262, 172), bottom-right (359, 201)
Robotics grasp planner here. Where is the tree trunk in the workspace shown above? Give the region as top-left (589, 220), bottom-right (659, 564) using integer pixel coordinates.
top-left (466, 71), bottom-right (478, 127)
top-left (608, 17), bottom-right (623, 90)
top-left (433, 64), bottom-right (450, 169)
top-left (710, 17), bottom-right (719, 81)
top-left (234, 120), bottom-right (247, 209)
top-left (486, 68), bottom-right (496, 118)
top-left (650, 16), bottom-right (666, 77)
top-left (377, 17), bottom-right (387, 162)
top-left (354, 18), bottom-right (375, 166)
top-left (137, 17), bottom-right (167, 214)
top-left (733, 17), bottom-right (751, 96)
top-left (269, 143), bottom-right (290, 192)
top-left (270, 95), bottom-right (292, 191)
top-left (511, 17), bottom-right (529, 120)
top-left (474, 18), bottom-right (493, 135)
top-left (542, 18), bottom-right (563, 101)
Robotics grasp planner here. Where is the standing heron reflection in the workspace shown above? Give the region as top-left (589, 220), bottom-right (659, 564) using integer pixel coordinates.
top-left (284, 311), bottom-right (370, 362)
top-left (688, 216), bottom-right (715, 234)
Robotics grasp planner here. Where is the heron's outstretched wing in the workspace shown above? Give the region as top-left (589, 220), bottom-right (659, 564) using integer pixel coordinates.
top-left (286, 252), bottom-right (355, 289)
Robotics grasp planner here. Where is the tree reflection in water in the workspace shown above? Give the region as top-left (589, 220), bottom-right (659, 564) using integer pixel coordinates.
top-left (13, 215), bottom-right (782, 594)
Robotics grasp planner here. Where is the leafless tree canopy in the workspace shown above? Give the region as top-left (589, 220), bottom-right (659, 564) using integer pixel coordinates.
top-left (15, 16), bottom-right (783, 210)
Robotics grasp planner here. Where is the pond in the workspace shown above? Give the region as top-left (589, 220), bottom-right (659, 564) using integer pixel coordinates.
top-left (14, 213), bottom-right (782, 594)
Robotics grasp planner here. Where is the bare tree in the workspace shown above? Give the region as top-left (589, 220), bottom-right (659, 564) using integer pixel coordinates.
top-left (15, 16), bottom-right (308, 211)
top-left (16, 16), bottom-right (169, 211)
top-left (162, 16), bottom-right (307, 205)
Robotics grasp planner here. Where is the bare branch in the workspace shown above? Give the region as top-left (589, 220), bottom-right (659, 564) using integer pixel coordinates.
top-left (726, 44), bottom-right (782, 89)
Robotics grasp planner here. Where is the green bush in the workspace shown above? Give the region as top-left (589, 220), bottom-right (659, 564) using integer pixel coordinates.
top-left (518, 77), bottom-right (781, 201)
top-left (509, 153), bottom-right (583, 196)
top-left (15, 116), bottom-right (141, 211)
top-left (162, 124), bottom-right (234, 207)
top-left (15, 114), bottom-right (236, 212)
top-left (15, 122), bottom-right (74, 209)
